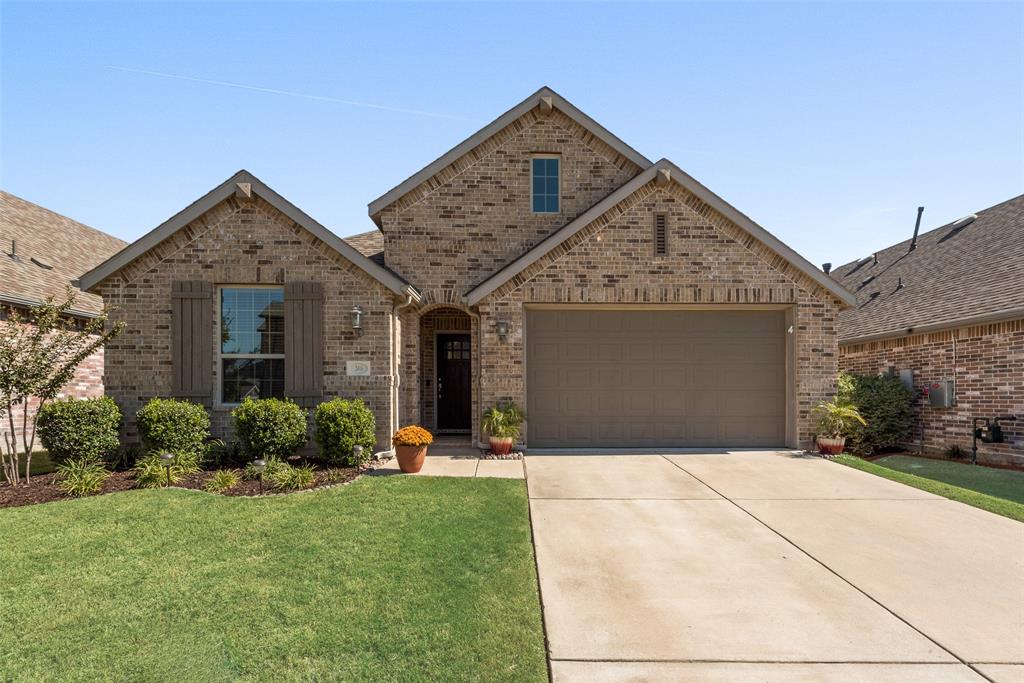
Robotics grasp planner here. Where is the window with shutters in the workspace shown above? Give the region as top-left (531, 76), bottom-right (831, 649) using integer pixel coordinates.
top-left (218, 286), bottom-right (285, 404)
top-left (654, 213), bottom-right (668, 256)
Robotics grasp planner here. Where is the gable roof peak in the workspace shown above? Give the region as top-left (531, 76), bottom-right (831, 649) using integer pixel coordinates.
top-left (465, 156), bottom-right (855, 307)
top-left (79, 170), bottom-right (419, 298)
top-left (367, 86), bottom-right (653, 225)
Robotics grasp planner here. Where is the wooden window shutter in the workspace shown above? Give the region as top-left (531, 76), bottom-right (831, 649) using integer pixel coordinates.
top-left (654, 213), bottom-right (668, 256)
top-left (171, 281), bottom-right (213, 398)
top-left (284, 282), bottom-right (324, 407)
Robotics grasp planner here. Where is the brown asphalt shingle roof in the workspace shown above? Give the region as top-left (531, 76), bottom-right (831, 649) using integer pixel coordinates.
top-left (832, 194), bottom-right (1024, 343)
top-left (343, 229), bottom-right (385, 266)
top-left (1, 191), bottom-right (127, 316)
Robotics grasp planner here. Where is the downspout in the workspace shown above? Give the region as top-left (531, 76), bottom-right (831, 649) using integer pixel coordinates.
top-left (466, 306), bottom-right (484, 449)
top-left (382, 287), bottom-right (418, 457)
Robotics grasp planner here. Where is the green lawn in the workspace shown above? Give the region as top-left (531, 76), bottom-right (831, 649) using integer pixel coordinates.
top-left (0, 477), bottom-right (548, 682)
top-left (836, 455), bottom-right (1024, 522)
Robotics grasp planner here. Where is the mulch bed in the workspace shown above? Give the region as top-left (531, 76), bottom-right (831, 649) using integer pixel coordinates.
top-left (0, 457), bottom-right (383, 509)
top-left (0, 470), bottom-right (137, 509)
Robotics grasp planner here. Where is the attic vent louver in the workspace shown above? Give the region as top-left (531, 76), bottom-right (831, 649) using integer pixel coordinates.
top-left (654, 213), bottom-right (668, 255)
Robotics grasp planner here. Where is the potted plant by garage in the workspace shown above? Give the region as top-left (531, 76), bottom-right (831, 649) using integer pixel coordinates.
top-left (392, 425), bottom-right (433, 473)
top-left (481, 402), bottom-right (524, 456)
top-left (812, 400), bottom-right (866, 456)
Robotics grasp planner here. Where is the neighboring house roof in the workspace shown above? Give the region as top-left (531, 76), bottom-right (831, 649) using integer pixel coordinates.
top-left (1, 190), bottom-right (127, 316)
top-left (832, 194), bottom-right (1024, 343)
top-left (367, 86), bottom-right (653, 225)
top-left (343, 229), bottom-right (385, 266)
top-left (79, 171), bottom-right (420, 299)
top-left (465, 159), bottom-right (857, 307)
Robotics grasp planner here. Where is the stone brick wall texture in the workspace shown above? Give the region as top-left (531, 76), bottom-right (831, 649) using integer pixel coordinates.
top-left (93, 196), bottom-right (397, 451)
top-left (1, 342), bottom-right (104, 453)
top-left (476, 178), bottom-right (841, 450)
top-left (840, 319), bottom-right (1024, 467)
top-left (379, 104), bottom-right (842, 448)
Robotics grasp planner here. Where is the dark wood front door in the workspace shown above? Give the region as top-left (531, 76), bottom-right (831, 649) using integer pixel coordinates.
top-left (436, 334), bottom-right (471, 431)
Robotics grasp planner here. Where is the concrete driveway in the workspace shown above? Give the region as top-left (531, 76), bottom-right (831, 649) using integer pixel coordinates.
top-left (525, 451), bottom-right (1024, 683)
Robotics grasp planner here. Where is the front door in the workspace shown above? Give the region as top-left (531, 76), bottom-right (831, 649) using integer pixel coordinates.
top-left (436, 333), bottom-right (471, 432)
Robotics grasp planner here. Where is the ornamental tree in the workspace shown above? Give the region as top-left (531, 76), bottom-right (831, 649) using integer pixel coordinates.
top-left (0, 289), bottom-right (124, 485)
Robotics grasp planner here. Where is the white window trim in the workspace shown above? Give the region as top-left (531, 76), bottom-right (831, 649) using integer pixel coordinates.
top-left (531, 154), bottom-right (561, 214)
top-left (215, 284), bottom-right (285, 408)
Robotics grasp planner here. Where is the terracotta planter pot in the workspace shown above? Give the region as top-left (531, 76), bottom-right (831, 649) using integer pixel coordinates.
top-left (817, 436), bottom-right (846, 456)
top-left (395, 445), bottom-right (428, 473)
top-left (489, 436), bottom-right (514, 456)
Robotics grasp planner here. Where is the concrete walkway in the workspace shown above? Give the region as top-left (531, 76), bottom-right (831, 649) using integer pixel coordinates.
top-left (374, 455), bottom-right (524, 479)
top-left (525, 452), bottom-right (1024, 683)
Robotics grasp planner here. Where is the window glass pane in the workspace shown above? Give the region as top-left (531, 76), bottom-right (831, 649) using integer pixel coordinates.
top-left (221, 288), bottom-right (284, 354)
top-left (221, 358), bottom-right (285, 403)
top-left (532, 157), bottom-right (559, 213)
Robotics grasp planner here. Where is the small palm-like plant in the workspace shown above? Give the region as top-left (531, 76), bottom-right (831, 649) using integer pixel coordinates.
top-left (482, 402), bottom-right (525, 455)
top-left (481, 402), bottom-right (524, 441)
top-left (812, 400), bottom-right (867, 438)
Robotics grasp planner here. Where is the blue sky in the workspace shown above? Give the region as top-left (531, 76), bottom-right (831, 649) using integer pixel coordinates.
top-left (2, 2), bottom-right (1022, 269)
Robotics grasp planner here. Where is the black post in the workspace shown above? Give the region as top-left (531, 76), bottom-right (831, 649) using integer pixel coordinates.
top-left (971, 418), bottom-right (988, 465)
top-left (165, 465), bottom-right (172, 487)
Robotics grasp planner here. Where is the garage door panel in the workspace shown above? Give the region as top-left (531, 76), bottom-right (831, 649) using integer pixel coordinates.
top-left (527, 309), bottom-right (786, 448)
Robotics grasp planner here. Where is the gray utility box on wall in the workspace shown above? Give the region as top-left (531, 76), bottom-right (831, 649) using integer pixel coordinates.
top-left (928, 380), bottom-right (956, 408)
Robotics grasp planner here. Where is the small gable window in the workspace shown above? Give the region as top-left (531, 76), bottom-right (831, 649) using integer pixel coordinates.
top-left (532, 156), bottom-right (560, 213)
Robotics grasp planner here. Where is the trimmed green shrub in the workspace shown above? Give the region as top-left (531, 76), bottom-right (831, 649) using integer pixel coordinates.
top-left (314, 398), bottom-right (376, 466)
top-left (232, 398), bottom-right (307, 459)
top-left (133, 451), bottom-right (201, 489)
top-left (203, 469), bottom-right (239, 494)
top-left (136, 398), bottom-right (210, 468)
top-left (836, 371), bottom-right (914, 455)
top-left (56, 459), bottom-right (109, 497)
top-left (36, 397), bottom-right (121, 466)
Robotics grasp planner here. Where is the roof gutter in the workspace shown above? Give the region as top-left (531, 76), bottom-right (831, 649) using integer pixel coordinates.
top-left (0, 293), bottom-right (100, 319)
top-left (839, 306), bottom-right (1024, 346)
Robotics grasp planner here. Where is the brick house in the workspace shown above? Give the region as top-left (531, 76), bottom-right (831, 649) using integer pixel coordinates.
top-left (80, 87), bottom-right (855, 452)
top-left (834, 196), bottom-right (1024, 467)
top-left (0, 191), bottom-right (127, 449)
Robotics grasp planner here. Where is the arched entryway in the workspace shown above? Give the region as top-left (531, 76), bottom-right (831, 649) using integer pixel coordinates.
top-left (419, 307), bottom-right (473, 435)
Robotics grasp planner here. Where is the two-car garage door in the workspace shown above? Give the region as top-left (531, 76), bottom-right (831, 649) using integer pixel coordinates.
top-left (526, 308), bottom-right (787, 448)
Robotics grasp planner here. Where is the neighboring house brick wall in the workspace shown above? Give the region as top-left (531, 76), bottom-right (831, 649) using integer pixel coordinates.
top-left (840, 318), bottom-right (1024, 467)
top-left (475, 179), bottom-right (842, 450)
top-left (93, 196), bottom-right (397, 450)
top-left (379, 108), bottom-right (643, 301)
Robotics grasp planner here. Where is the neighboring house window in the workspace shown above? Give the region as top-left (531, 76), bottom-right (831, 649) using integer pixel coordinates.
top-left (654, 213), bottom-right (668, 256)
top-left (532, 156), bottom-right (560, 213)
top-left (219, 286), bottom-right (284, 403)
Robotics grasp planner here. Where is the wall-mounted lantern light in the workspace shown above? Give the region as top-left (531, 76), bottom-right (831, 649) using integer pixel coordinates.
top-left (495, 319), bottom-right (510, 341)
top-left (350, 305), bottom-right (363, 332)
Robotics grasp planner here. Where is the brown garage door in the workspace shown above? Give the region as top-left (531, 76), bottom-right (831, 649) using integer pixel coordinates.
top-left (526, 308), bottom-right (786, 448)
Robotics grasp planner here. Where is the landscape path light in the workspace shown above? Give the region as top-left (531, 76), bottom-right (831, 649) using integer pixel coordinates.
top-left (159, 452), bottom-right (176, 487)
top-left (252, 459), bottom-right (267, 494)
